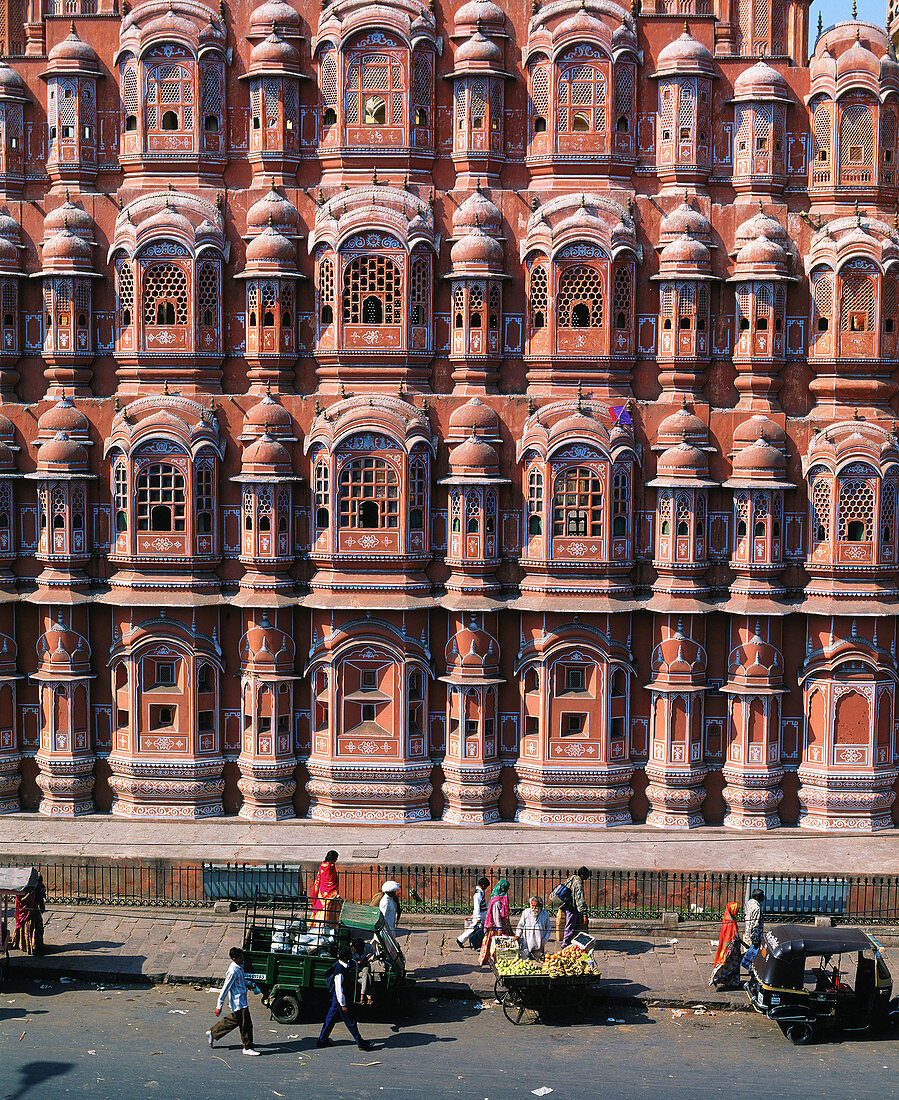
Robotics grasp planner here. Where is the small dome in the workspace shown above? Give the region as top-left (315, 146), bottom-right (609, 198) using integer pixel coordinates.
top-left (656, 29), bottom-right (715, 75)
top-left (656, 403), bottom-right (709, 448)
top-left (449, 435), bottom-right (499, 474)
top-left (47, 26), bottom-right (99, 68)
top-left (243, 393), bottom-right (294, 439)
top-left (733, 414), bottom-right (785, 451)
top-left (43, 199), bottom-right (95, 241)
top-left (450, 226), bottom-right (504, 268)
top-left (243, 432), bottom-right (292, 474)
top-left (0, 438), bottom-right (15, 473)
top-left (660, 202), bottom-right (711, 243)
top-left (452, 189), bottom-right (502, 236)
top-left (733, 60), bottom-right (790, 100)
top-left (37, 397), bottom-right (90, 439)
top-left (249, 30), bottom-right (299, 68)
top-left (247, 187), bottom-right (300, 237)
top-left (42, 227), bottom-right (92, 266)
top-left (735, 235), bottom-right (787, 268)
top-left (0, 233), bottom-right (17, 269)
top-left (0, 61), bottom-right (28, 99)
top-left (660, 233), bottom-right (710, 268)
top-left (734, 210), bottom-right (788, 247)
top-left (836, 38), bottom-right (881, 80)
top-left (37, 431), bottom-right (88, 470)
top-left (657, 442), bottom-right (710, 478)
top-left (249, 0), bottom-right (302, 38)
top-left (246, 225), bottom-right (297, 265)
top-left (141, 205), bottom-right (194, 240)
top-left (241, 613), bottom-right (294, 670)
top-left (448, 397), bottom-right (500, 440)
top-left (732, 437), bottom-right (786, 475)
top-left (454, 0), bottom-right (504, 29)
top-left (455, 30), bottom-right (504, 66)
top-left (445, 619), bottom-right (500, 676)
top-left (553, 409), bottom-right (600, 440)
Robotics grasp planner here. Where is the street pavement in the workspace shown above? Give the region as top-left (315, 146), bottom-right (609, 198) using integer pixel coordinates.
top-left (3, 903), bottom-right (788, 1010)
top-left (2, 981), bottom-right (897, 1100)
top-left (2, 814), bottom-right (899, 872)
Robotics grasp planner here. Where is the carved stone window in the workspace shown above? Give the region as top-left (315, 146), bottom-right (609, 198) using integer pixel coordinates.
top-left (137, 463), bottom-right (187, 532)
top-left (146, 62), bottom-right (193, 136)
top-left (552, 466), bottom-right (602, 537)
top-left (143, 262), bottom-right (189, 327)
top-left (338, 457), bottom-right (399, 529)
top-left (558, 265), bottom-right (603, 329)
top-left (342, 255), bottom-right (402, 325)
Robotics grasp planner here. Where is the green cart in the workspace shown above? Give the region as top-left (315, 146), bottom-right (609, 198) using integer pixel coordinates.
top-left (241, 896), bottom-right (415, 1024)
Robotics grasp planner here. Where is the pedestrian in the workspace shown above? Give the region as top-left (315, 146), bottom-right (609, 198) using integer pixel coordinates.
top-left (318, 946), bottom-right (374, 1050)
top-left (555, 867), bottom-right (591, 947)
top-left (12, 873), bottom-right (46, 956)
top-left (709, 902), bottom-right (743, 990)
top-left (742, 889), bottom-right (766, 970)
top-left (378, 881), bottom-right (401, 932)
top-left (457, 876), bottom-right (490, 950)
top-left (311, 850), bottom-right (341, 926)
top-left (478, 877), bottom-right (512, 966)
top-left (206, 947), bottom-right (260, 1055)
top-left (516, 896), bottom-right (552, 961)
top-left (351, 937), bottom-right (375, 1005)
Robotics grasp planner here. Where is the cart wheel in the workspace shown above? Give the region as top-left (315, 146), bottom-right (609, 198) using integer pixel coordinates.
top-left (493, 979), bottom-right (503, 1000)
top-left (502, 991), bottom-right (530, 1026)
top-left (786, 1022), bottom-right (814, 1046)
top-left (270, 992), bottom-right (301, 1025)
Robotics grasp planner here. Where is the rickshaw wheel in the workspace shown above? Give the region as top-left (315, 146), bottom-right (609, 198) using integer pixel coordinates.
top-left (270, 992), bottom-right (301, 1025)
top-left (786, 1022), bottom-right (814, 1046)
top-left (502, 991), bottom-right (533, 1025)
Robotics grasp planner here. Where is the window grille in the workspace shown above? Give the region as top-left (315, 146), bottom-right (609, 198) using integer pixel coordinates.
top-left (345, 53), bottom-right (405, 127)
top-left (314, 462), bottom-right (329, 521)
top-left (552, 466), bottom-right (602, 537)
top-left (123, 66), bottom-right (139, 115)
top-left (811, 267), bottom-right (833, 319)
top-left (880, 478), bottom-right (896, 543)
top-left (412, 48), bottom-right (432, 109)
top-left (143, 262), bottom-right (188, 326)
top-left (454, 82), bottom-right (465, 127)
top-left (284, 81), bottom-right (298, 132)
top-left (755, 283), bottom-right (771, 318)
top-left (676, 78), bottom-right (696, 133)
top-left (471, 80), bottom-right (486, 127)
top-left (613, 266), bottom-right (631, 328)
top-left (734, 105), bottom-right (753, 153)
top-left (136, 463), bottom-right (186, 532)
top-left (342, 255), bottom-right (402, 325)
top-left (409, 458), bottom-right (427, 526)
top-left (529, 263), bottom-right (548, 327)
top-left (840, 275), bottom-right (874, 333)
top-left (453, 283), bottom-right (465, 325)
top-left (114, 463), bottom-right (127, 529)
top-left (736, 285), bottom-right (752, 327)
top-left (201, 63), bottom-right (222, 116)
top-left (321, 51), bottom-right (338, 107)
top-left (557, 265), bottom-right (603, 328)
top-left (614, 64), bottom-right (633, 118)
top-left (838, 478), bottom-right (875, 541)
top-left (884, 278), bottom-right (897, 323)
top-left (280, 282), bottom-right (294, 322)
top-left (612, 465), bottom-right (629, 536)
top-left (529, 63), bottom-right (549, 125)
top-left (557, 63), bottom-right (606, 134)
top-left (410, 254), bottom-right (429, 327)
top-left (489, 283), bottom-right (501, 328)
top-left (338, 457), bottom-right (399, 528)
top-left (74, 280), bottom-right (90, 317)
top-left (839, 104), bottom-right (874, 169)
top-left (197, 261), bottom-right (218, 328)
top-left (812, 104), bottom-right (831, 163)
top-left (0, 279), bottom-right (15, 323)
top-left (319, 256), bottom-right (334, 317)
top-left (812, 476), bottom-right (831, 543)
top-left (263, 77), bottom-right (279, 126)
top-left (881, 110), bottom-right (896, 169)
top-left (468, 281), bottom-right (483, 326)
top-left (527, 466), bottom-right (543, 535)
top-left (146, 63), bottom-right (193, 132)
top-left (117, 259), bottom-right (134, 322)
top-left (489, 82), bottom-right (502, 129)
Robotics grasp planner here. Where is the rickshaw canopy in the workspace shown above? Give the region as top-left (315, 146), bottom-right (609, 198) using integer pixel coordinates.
top-left (754, 924), bottom-right (879, 989)
top-left (0, 866), bottom-right (38, 898)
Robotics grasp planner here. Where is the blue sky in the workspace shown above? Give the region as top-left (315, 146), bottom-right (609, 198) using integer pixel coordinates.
top-left (814, 0), bottom-right (887, 32)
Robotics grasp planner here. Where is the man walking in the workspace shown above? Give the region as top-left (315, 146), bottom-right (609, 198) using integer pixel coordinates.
top-left (318, 946), bottom-right (373, 1050)
top-left (206, 947), bottom-right (260, 1056)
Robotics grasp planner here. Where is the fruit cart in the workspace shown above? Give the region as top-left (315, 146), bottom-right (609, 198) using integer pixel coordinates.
top-left (491, 944), bottom-right (601, 1025)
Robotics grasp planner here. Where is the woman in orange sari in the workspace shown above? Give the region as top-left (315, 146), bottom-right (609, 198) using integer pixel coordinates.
top-left (311, 851), bottom-right (340, 925)
top-left (709, 901), bottom-right (742, 990)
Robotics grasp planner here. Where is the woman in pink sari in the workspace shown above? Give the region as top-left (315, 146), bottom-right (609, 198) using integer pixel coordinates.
top-left (311, 851), bottom-right (340, 925)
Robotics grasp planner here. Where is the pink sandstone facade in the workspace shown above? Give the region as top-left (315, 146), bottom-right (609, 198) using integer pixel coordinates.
top-left (0, 0), bottom-right (895, 831)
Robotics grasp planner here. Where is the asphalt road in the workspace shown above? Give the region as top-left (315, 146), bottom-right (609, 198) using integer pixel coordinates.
top-left (1, 977), bottom-right (897, 1100)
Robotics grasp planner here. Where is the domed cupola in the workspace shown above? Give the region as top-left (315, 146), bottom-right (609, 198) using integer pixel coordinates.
top-left (241, 23), bottom-right (304, 185)
top-left (652, 26), bottom-right (716, 194)
top-left (0, 61), bottom-right (29, 200)
top-left (40, 24), bottom-right (103, 190)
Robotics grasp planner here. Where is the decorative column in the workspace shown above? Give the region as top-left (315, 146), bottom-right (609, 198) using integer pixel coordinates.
top-left (645, 618), bottom-right (708, 828)
top-left (237, 612), bottom-right (298, 820)
top-left (720, 619), bottom-right (786, 829)
top-left (652, 27), bottom-right (715, 196)
top-left (32, 608), bottom-right (95, 816)
top-left (730, 62), bottom-right (790, 203)
top-left (242, 28), bottom-right (304, 187)
top-left (448, 186), bottom-right (506, 394)
top-left (39, 25), bottom-right (102, 191)
top-left (653, 231), bottom-right (715, 403)
top-left (440, 615), bottom-right (502, 824)
top-left (439, 435), bottom-right (507, 597)
top-left (39, 211), bottom-right (98, 396)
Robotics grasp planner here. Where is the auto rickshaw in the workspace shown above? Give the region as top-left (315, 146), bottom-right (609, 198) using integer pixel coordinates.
top-left (746, 924), bottom-right (899, 1044)
top-left (0, 866), bottom-right (39, 985)
top-left (241, 895), bottom-right (415, 1023)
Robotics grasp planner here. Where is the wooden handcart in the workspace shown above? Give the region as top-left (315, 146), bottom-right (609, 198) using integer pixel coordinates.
top-left (491, 960), bottom-right (600, 1025)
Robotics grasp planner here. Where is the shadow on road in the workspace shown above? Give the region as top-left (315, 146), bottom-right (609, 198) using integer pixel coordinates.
top-left (7, 1060), bottom-right (73, 1100)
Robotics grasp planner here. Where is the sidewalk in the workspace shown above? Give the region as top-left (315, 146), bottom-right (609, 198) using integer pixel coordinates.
top-left (3, 815), bottom-right (899, 873)
top-left (0, 902), bottom-right (840, 1011)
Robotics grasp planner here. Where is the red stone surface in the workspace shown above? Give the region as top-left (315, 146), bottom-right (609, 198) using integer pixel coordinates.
top-left (0, 0), bottom-right (895, 831)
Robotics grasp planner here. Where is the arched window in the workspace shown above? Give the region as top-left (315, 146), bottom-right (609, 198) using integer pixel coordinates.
top-left (613, 266), bottom-right (631, 331)
top-left (345, 52), bottom-right (404, 129)
top-left (557, 61), bottom-right (606, 135)
top-left (838, 477), bottom-right (875, 543)
top-left (840, 272), bottom-right (875, 334)
top-left (146, 63), bottom-right (193, 136)
top-left (196, 260), bottom-right (219, 337)
top-left (409, 458), bottom-right (426, 531)
top-left (811, 100), bottom-right (832, 185)
top-left (529, 61), bottom-right (549, 135)
top-left (552, 467), bottom-right (602, 537)
top-left (527, 466), bottom-right (543, 536)
top-left (338, 457), bottom-right (398, 528)
top-left (137, 463), bottom-right (186, 532)
top-left (811, 474), bottom-right (831, 545)
top-left (811, 267), bottom-right (834, 334)
top-left (195, 460), bottom-right (214, 534)
top-left (319, 256), bottom-right (334, 325)
top-left (320, 48), bottom-right (338, 129)
top-left (315, 461), bottom-right (329, 528)
top-left (143, 262), bottom-right (189, 327)
top-left (410, 254), bottom-right (430, 329)
top-left (342, 255), bottom-right (402, 326)
top-left (839, 103), bottom-right (875, 186)
top-left (557, 265), bottom-right (603, 329)
top-left (114, 462), bottom-right (128, 532)
top-left (612, 465), bottom-right (629, 537)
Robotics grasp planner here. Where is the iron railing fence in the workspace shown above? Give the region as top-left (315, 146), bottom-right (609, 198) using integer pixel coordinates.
top-left (3, 857), bottom-right (899, 924)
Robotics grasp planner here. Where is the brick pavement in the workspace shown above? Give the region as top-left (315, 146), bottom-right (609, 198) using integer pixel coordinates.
top-left (4, 904), bottom-right (763, 1010)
